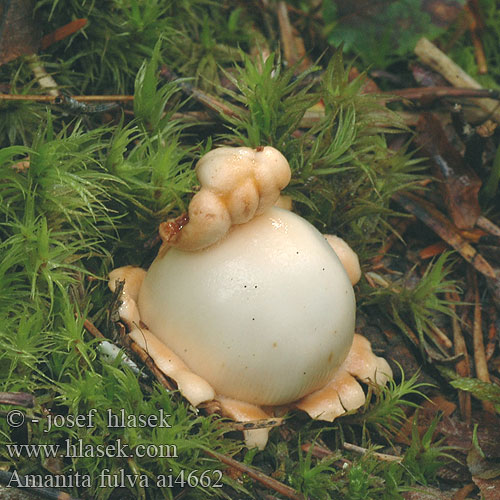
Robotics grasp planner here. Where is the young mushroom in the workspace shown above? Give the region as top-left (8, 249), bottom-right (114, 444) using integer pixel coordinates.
top-left (109, 145), bottom-right (392, 449)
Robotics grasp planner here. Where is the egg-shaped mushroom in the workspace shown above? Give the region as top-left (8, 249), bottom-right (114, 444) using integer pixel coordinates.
top-left (138, 207), bottom-right (355, 406)
top-left (109, 145), bottom-right (392, 450)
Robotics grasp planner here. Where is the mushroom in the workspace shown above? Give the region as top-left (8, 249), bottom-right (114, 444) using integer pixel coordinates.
top-left (109, 146), bottom-right (392, 449)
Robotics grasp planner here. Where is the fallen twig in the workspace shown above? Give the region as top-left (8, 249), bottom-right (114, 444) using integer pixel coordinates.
top-left (204, 449), bottom-right (306, 500)
top-left (0, 392), bottom-right (34, 408)
top-left (26, 54), bottom-right (59, 96)
top-left (276, 1), bottom-right (309, 72)
top-left (342, 442), bottom-right (403, 462)
top-left (0, 94), bottom-right (134, 102)
top-left (448, 291), bottom-right (471, 423)
top-left (301, 442), bottom-right (339, 460)
top-left (41, 19), bottom-right (87, 50)
top-left (466, 1), bottom-right (487, 74)
top-left (414, 37), bottom-right (500, 123)
top-left (0, 470), bottom-right (82, 500)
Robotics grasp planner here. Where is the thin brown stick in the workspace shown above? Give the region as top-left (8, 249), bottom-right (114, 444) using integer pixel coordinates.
top-left (448, 292), bottom-right (471, 423)
top-left (342, 442), bottom-right (403, 462)
top-left (466, 1), bottom-right (488, 74)
top-left (26, 54), bottom-right (59, 97)
top-left (224, 418), bottom-right (284, 431)
top-left (0, 94), bottom-right (134, 102)
top-left (276, 1), bottom-right (308, 72)
top-left (472, 273), bottom-right (495, 413)
top-left (429, 324), bottom-right (453, 350)
top-left (414, 37), bottom-right (500, 123)
top-left (470, 30), bottom-right (488, 75)
top-left (371, 217), bottom-right (414, 266)
top-left (452, 482), bottom-right (478, 500)
top-left (118, 328), bottom-right (176, 392)
top-left (486, 306), bottom-right (497, 362)
top-left (300, 442), bottom-right (336, 459)
top-left (299, 443), bottom-right (351, 468)
top-left (461, 270), bottom-right (476, 335)
top-left (205, 449), bottom-right (305, 500)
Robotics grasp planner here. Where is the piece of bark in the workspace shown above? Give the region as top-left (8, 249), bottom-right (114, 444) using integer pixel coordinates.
top-left (414, 112), bottom-right (482, 229)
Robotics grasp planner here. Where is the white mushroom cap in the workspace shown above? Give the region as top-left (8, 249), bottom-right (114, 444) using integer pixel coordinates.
top-left (138, 207), bottom-right (356, 406)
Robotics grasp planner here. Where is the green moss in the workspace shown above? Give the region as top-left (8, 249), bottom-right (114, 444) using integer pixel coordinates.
top-left (0, 2), bottom-right (471, 498)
